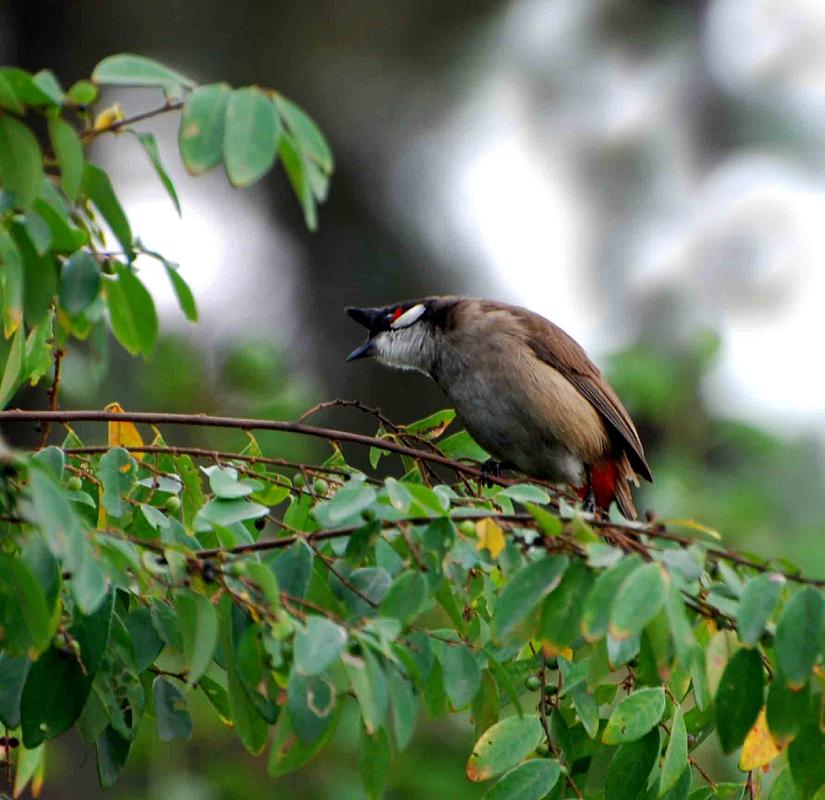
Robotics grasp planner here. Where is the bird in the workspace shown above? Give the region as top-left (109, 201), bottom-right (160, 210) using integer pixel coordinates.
top-left (345, 296), bottom-right (652, 519)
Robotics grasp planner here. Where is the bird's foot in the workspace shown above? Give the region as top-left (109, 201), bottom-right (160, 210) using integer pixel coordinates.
top-left (480, 459), bottom-right (504, 486)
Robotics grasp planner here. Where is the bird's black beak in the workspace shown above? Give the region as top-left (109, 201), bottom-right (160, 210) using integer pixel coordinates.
top-left (346, 339), bottom-right (374, 362)
top-left (345, 306), bottom-right (381, 362)
top-left (346, 306), bottom-right (381, 330)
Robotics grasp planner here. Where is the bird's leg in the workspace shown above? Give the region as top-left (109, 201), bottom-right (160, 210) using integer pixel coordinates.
top-left (480, 458), bottom-right (503, 487)
top-left (582, 465), bottom-right (597, 514)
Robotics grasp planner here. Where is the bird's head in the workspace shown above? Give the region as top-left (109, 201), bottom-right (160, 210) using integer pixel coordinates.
top-left (345, 298), bottom-right (442, 373)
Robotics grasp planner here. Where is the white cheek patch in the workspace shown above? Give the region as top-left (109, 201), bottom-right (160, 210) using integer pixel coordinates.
top-left (390, 303), bottom-right (426, 329)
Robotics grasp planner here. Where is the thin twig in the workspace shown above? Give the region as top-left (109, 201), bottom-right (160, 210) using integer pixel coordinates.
top-left (82, 99), bottom-right (185, 140)
top-left (37, 347), bottom-right (64, 449)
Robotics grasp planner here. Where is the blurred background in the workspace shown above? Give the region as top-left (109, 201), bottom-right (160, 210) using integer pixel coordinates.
top-left (4, 0), bottom-right (825, 796)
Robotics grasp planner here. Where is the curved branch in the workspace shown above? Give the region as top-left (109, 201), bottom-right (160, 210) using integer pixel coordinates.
top-left (0, 408), bottom-right (519, 489)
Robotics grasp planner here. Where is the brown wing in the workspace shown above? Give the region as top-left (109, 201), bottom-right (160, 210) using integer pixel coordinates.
top-left (503, 304), bottom-right (653, 483)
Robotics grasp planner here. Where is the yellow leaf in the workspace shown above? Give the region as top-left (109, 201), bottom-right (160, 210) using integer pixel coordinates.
top-left (661, 518), bottom-right (721, 540)
top-left (105, 401), bottom-right (144, 460)
top-left (93, 102), bottom-right (125, 132)
top-left (740, 708), bottom-right (782, 771)
top-left (475, 518), bottom-right (505, 560)
top-left (543, 641), bottom-right (574, 659)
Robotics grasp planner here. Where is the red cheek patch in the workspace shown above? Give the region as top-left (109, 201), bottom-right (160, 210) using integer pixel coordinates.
top-left (391, 306), bottom-right (404, 322)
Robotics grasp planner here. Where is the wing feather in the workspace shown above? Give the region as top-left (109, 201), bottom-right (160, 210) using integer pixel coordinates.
top-left (499, 304), bottom-right (652, 482)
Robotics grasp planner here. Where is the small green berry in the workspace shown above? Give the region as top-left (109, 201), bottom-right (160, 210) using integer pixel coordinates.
top-left (66, 475), bottom-right (83, 492)
top-left (535, 743), bottom-right (550, 756)
top-left (292, 473), bottom-right (305, 488)
top-left (313, 478), bottom-right (329, 495)
top-left (525, 675), bottom-right (542, 692)
top-left (227, 561), bottom-right (248, 577)
top-left (459, 520), bottom-right (476, 536)
top-left (164, 495), bottom-right (182, 512)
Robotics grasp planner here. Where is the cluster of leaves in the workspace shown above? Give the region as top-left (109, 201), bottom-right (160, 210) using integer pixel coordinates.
top-left (0, 54), bottom-right (333, 405)
top-left (0, 408), bottom-right (824, 798)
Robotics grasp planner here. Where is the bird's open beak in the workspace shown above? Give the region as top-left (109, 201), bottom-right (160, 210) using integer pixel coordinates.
top-left (346, 306), bottom-right (380, 330)
top-left (346, 339), bottom-right (374, 361)
top-left (345, 306), bottom-right (381, 362)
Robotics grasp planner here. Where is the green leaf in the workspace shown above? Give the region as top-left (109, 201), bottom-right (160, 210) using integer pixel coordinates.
top-left (20, 592), bottom-right (113, 747)
top-left (313, 485), bottom-right (376, 527)
top-left (359, 725), bottom-right (391, 800)
top-left (539, 560), bottom-right (594, 655)
top-left (48, 117), bottom-right (84, 202)
top-left (219, 599), bottom-right (268, 754)
top-left (665, 582), bottom-right (695, 667)
top-left (70, 548), bottom-right (108, 615)
top-left (124, 607), bottom-right (163, 673)
top-left (439, 430), bottom-right (490, 462)
top-left (380, 570), bottom-right (427, 626)
top-left (268, 703), bottom-right (341, 777)
top-left (660, 707), bottom-right (688, 796)
top-left (27, 466), bottom-right (87, 569)
top-left (205, 465), bottom-right (255, 498)
top-left (294, 616), bottom-right (348, 676)
top-left (602, 687), bottom-right (666, 745)
top-left (605, 728), bottom-right (661, 800)
top-left (98, 446), bottom-right (136, 516)
top-left (152, 676), bottom-right (192, 741)
top-left (67, 79), bottom-right (98, 105)
top-left (0, 325), bottom-right (24, 408)
top-left (788, 715), bottom-right (825, 799)
top-left (175, 591), bottom-right (218, 687)
top-left (388, 666), bottom-right (418, 751)
top-left (272, 540), bottom-right (313, 598)
top-left (775, 586), bottom-right (824, 690)
top-left (104, 263), bottom-right (159, 356)
top-left (223, 87), bottom-right (280, 187)
top-left (130, 130), bottom-right (180, 214)
top-left (179, 83), bottom-right (231, 174)
top-left (83, 164), bottom-right (132, 254)
top-left (0, 654), bottom-right (29, 728)
top-left (737, 572), bottom-right (785, 647)
top-left (766, 672), bottom-right (808, 748)
top-left (483, 759), bottom-right (562, 800)
top-left (32, 69), bottom-right (64, 104)
top-left (341, 567), bottom-right (391, 616)
top-left (273, 94), bottom-right (333, 174)
top-left (609, 563), bottom-right (668, 640)
top-left (581, 555), bottom-right (643, 641)
top-left (0, 68), bottom-right (57, 113)
top-left (0, 554), bottom-right (53, 655)
top-left (492, 556), bottom-right (569, 641)
top-left (345, 647), bottom-right (388, 734)
top-left (96, 725), bottom-right (131, 789)
top-left (164, 262), bottom-right (198, 321)
top-left (0, 115), bottom-right (42, 208)
top-left (500, 484), bottom-right (551, 505)
top-left (0, 228), bottom-right (23, 336)
top-left (440, 642), bottom-right (481, 710)
top-left (278, 131), bottom-right (317, 231)
top-left (60, 251), bottom-right (101, 316)
top-left (466, 715), bottom-right (543, 782)
top-left (15, 222), bottom-right (57, 326)
top-left (767, 767), bottom-right (801, 800)
top-left (715, 647), bottom-right (763, 754)
top-left (402, 408), bottom-right (455, 437)
top-left (199, 675), bottom-right (231, 724)
top-left (92, 54), bottom-right (195, 96)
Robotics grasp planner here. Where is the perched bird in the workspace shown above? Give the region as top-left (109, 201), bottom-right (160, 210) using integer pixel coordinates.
top-left (346, 297), bottom-right (652, 519)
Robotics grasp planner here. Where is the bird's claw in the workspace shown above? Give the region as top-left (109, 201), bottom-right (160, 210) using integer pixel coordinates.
top-left (480, 459), bottom-right (503, 486)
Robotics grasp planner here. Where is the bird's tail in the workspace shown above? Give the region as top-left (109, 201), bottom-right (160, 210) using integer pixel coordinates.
top-left (612, 452), bottom-right (640, 520)
top-left (587, 453), bottom-right (639, 520)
